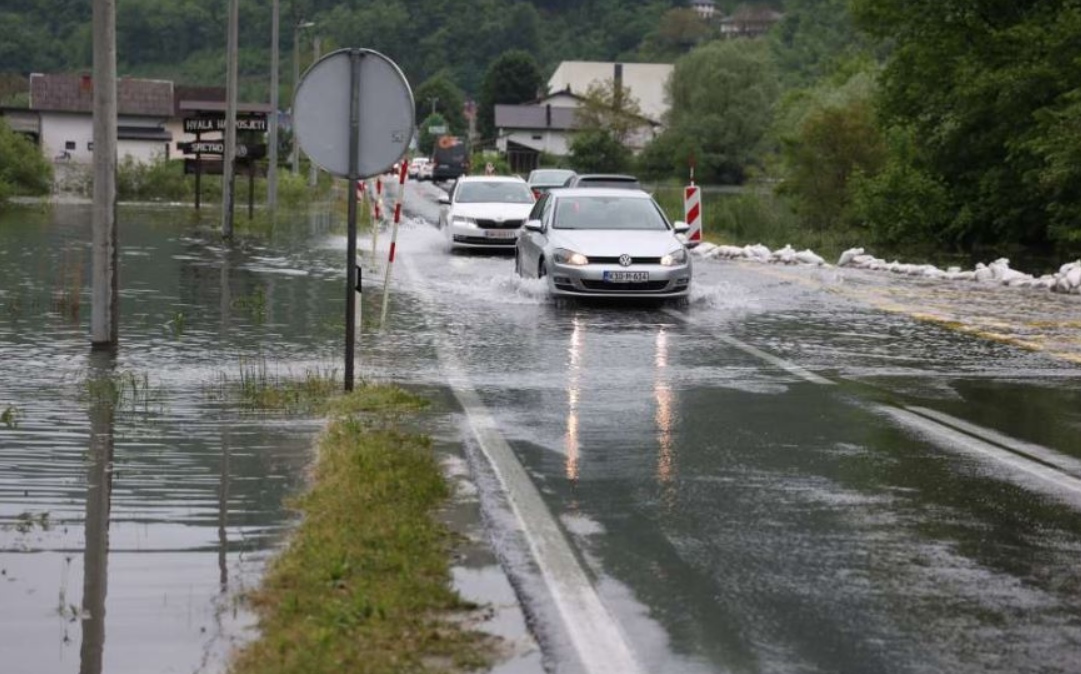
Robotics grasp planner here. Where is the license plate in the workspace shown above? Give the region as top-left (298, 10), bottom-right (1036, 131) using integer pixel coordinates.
top-left (485, 229), bottom-right (517, 238)
top-left (604, 271), bottom-right (649, 282)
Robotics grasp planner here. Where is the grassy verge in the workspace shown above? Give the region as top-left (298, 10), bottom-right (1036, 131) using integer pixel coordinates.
top-left (228, 384), bottom-right (495, 674)
top-left (651, 183), bottom-right (860, 263)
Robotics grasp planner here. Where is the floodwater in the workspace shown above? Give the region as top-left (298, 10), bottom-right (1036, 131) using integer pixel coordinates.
top-left (362, 182), bottom-right (1081, 673)
top-left (0, 203), bottom-right (348, 674)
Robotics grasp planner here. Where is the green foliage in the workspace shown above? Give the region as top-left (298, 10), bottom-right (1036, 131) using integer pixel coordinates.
top-left (569, 129), bottom-right (632, 174)
top-left (775, 70), bottom-right (886, 231)
top-left (850, 0), bottom-right (1081, 251)
top-left (416, 112), bottom-right (447, 156)
top-left (574, 78), bottom-right (647, 144)
top-left (412, 72), bottom-right (466, 135)
top-left (116, 156), bottom-right (192, 202)
top-left (647, 39), bottom-right (781, 184)
top-left (0, 119), bottom-right (52, 202)
top-left (477, 49), bottom-right (544, 142)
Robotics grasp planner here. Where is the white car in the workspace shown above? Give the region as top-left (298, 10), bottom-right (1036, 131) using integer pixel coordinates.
top-left (438, 176), bottom-right (536, 250)
top-left (408, 156), bottom-right (429, 179)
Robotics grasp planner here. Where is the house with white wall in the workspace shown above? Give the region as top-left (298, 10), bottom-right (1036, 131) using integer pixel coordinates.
top-left (546, 61), bottom-right (674, 126)
top-left (29, 73), bottom-right (173, 164)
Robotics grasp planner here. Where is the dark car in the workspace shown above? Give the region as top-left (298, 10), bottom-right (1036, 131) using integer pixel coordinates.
top-left (526, 168), bottom-right (577, 199)
top-left (431, 135), bottom-right (470, 182)
top-left (563, 173), bottom-right (642, 190)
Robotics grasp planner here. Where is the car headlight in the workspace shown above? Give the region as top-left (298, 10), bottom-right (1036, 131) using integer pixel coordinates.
top-left (451, 216), bottom-right (477, 227)
top-left (660, 248), bottom-right (688, 266)
top-left (553, 248), bottom-right (589, 266)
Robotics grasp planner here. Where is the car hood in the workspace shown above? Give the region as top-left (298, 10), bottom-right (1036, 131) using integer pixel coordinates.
top-left (451, 203), bottom-right (534, 220)
top-left (547, 229), bottom-right (682, 257)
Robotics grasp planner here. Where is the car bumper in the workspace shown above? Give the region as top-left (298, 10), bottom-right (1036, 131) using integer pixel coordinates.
top-left (448, 223), bottom-right (520, 248)
top-left (548, 262), bottom-right (691, 298)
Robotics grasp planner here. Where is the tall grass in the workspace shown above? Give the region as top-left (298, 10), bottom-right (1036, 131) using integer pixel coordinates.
top-left (210, 359), bottom-right (340, 412)
top-left (650, 183), bottom-right (862, 262)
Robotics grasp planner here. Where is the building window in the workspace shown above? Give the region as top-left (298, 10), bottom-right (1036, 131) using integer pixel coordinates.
top-left (87, 142), bottom-right (94, 151)
top-left (532, 134), bottom-right (542, 141)
top-left (65, 141), bottom-right (76, 150)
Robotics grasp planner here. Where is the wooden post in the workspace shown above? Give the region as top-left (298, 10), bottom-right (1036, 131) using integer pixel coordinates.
top-left (221, 0), bottom-right (239, 238)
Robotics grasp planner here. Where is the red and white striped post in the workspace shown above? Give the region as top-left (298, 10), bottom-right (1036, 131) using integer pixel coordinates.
top-left (380, 160), bottom-right (409, 325)
top-left (684, 155), bottom-right (702, 246)
top-left (370, 175), bottom-right (384, 258)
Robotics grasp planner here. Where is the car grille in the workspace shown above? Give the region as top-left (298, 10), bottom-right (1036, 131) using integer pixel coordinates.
top-left (589, 256), bottom-right (662, 265)
top-left (475, 219), bottom-right (523, 229)
top-left (580, 280), bottom-right (671, 292)
top-left (453, 235), bottom-right (516, 245)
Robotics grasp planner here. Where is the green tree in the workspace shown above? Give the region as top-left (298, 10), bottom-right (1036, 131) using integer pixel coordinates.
top-left (412, 73), bottom-right (466, 136)
top-left (0, 119), bottom-right (52, 205)
top-left (652, 39), bottom-right (781, 184)
top-left (574, 78), bottom-right (645, 145)
top-left (638, 7), bottom-right (713, 61)
top-left (568, 129), bottom-right (631, 174)
top-left (477, 50), bottom-right (544, 143)
top-left (851, 0), bottom-right (1081, 251)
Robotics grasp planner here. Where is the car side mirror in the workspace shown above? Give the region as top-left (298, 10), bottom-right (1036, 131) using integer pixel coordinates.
top-left (673, 220), bottom-right (690, 234)
top-left (437, 194), bottom-right (450, 205)
top-left (524, 219), bottom-right (543, 232)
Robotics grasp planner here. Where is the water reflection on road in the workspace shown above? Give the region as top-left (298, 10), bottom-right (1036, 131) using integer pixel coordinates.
top-left (0, 204), bottom-right (344, 674)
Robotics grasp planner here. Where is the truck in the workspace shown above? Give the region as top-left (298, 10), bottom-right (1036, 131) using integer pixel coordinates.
top-left (430, 135), bottom-right (470, 182)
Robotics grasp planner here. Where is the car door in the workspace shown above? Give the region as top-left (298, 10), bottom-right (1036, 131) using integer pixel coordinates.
top-left (518, 194), bottom-right (551, 277)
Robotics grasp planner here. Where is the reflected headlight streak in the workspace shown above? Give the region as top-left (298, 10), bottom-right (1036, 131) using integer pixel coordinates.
top-left (660, 248), bottom-right (688, 266)
top-left (554, 248), bottom-right (589, 266)
top-left (451, 215), bottom-right (477, 227)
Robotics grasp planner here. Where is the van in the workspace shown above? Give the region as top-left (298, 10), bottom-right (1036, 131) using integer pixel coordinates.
top-left (430, 136), bottom-right (469, 182)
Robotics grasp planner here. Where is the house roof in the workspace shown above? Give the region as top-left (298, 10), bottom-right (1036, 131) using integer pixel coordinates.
top-left (30, 73), bottom-right (174, 117)
top-left (495, 104), bottom-right (579, 131)
top-left (546, 61), bottom-right (674, 124)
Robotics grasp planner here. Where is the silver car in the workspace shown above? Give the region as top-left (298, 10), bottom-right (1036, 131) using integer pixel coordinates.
top-left (515, 188), bottom-right (692, 299)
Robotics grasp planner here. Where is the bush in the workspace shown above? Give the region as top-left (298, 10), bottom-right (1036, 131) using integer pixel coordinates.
top-left (0, 118), bottom-right (52, 200)
top-left (568, 129), bottom-right (632, 174)
top-left (117, 156), bottom-right (192, 201)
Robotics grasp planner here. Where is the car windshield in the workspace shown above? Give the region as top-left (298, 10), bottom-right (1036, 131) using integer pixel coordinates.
top-left (553, 196), bottom-right (669, 230)
top-left (530, 169), bottom-right (575, 184)
top-left (455, 181), bottom-right (534, 204)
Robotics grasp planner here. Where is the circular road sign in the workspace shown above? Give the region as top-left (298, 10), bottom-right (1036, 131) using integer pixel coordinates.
top-left (293, 48), bottom-right (415, 179)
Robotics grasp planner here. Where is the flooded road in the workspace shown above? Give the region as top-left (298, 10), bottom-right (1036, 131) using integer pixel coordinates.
top-left (0, 204), bottom-right (346, 673)
top-left (355, 182), bottom-right (1081, 673)
top-left (4, 188), bottom-right (1081, 674)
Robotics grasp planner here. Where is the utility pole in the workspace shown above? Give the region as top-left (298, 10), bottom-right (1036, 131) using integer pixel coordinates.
top-left (91, 0), bottom-right (118, 348)
top-left (430, 97), bottom-right (438, 116)
top-left (291, 20), bottom-right (314, 174)
top-left (221, 0), bottom-right (239, 238)
top-left (308, 35), bottom-right (321, 188)
top-left (267, 0), bottom-right (279, 210)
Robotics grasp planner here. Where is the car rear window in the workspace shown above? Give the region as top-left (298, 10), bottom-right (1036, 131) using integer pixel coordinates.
top-left (576, 177), bottom-right (641, 189)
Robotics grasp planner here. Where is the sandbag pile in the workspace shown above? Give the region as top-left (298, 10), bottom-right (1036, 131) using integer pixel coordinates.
top-left (692, 242), bottom-right (826, 267)
top-left (836, 247), bottom-right (1081, 295)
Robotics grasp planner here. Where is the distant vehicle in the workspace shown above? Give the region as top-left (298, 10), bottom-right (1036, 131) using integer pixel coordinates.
top-left (408, 156), bottom-right (430, 179)
top-left (515, 188), bottom-right (691, 301)
top-left (527, 168), bottom-right (576, 199)
top-left (417, 161), bottom-right (433, 181)
top-left (563, 173), bottom-right (642, 190)
top-left (430, 135), bottom-right (470, 182)
top-left (437, 175), bottom-right (535, 251)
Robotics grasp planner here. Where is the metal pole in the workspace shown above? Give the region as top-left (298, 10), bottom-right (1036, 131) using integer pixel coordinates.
top-left (308, 36), bottom-right (321, 188)
top-left (91, 0), bottom-right (118, 348)
top-left (222, 0), bottom-right (239, 238)
top-left (267, 0), bottom-right (279, 209)
top-left (345, 49), bottom-right (361, 392)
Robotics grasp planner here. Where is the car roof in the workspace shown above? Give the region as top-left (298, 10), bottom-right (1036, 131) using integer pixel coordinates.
top-left (572, 174), bottom-right (639, 181)
top-left (547, 187), bottom-right (653, 199)
top-left (456, 175), bottom-right (526, 183)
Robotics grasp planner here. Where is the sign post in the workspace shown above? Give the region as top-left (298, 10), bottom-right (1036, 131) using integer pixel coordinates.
top-left (294, 48), bottom-right (414, 391)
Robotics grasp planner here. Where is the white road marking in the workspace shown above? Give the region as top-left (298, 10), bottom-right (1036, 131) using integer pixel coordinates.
top-left (662, 308), bottom-right (834, 385)
top-left (905, 406), bottom-right (1081, 479)
top-left (400, 254), bottom-right (644, 674)
top-left (878, 406), bottom-right (1081, 504)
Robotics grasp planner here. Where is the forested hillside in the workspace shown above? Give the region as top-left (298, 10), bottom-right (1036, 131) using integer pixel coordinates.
top-left (0, 0), bottom-right (784, 98)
